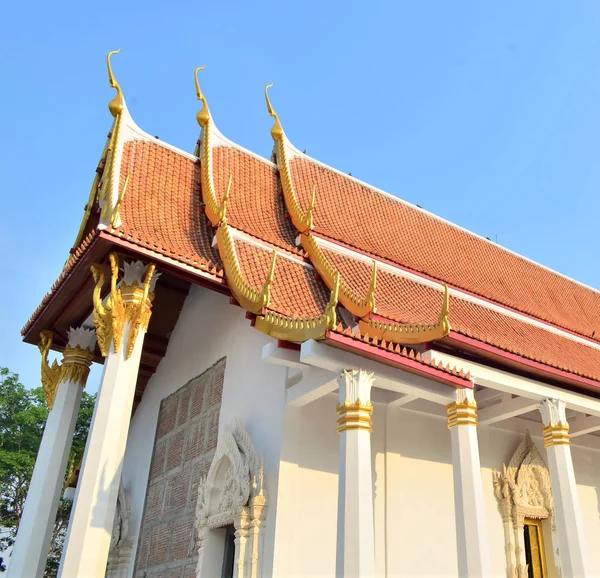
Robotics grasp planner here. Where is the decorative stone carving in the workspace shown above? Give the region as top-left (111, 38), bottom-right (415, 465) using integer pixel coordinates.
top-left (195, 417), bottom-right (266, 578)
top-left (493, 431), bottom-right (560, 578)
top-left (106, 480), bottom-right (134, 578)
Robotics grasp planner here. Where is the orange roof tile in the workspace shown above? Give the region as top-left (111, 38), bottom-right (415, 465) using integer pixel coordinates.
top-left (288, 155), bottom-right (600, 343)
top-left (234, 237), bottom-right (328, 318)
top-left (115, 140), bottom-right (222, 274)
top-left (212, 147), bottom-right (300, 254)
top-left (26, 111), bottom-right (600, 394)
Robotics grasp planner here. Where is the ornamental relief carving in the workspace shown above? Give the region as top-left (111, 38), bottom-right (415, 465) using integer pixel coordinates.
top-left (195, 416), bottom-right (266, 578)
top-left (493, 431), bottom-right (560, 578)
top-left (106, 480), bottom-right (134, 578)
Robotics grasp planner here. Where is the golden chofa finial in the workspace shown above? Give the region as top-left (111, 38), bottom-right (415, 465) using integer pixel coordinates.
top-left (195, 66), bottom-right (211, 127)
top-left (265, 83), bottom-right (284, 140)
top-left (107, 49), bottom-right (124, 117)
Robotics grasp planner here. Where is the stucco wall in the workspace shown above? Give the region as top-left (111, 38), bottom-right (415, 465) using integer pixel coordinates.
top-left (272, 398), bottom-right (600, 578)
top-left (120, 283), bottom-right (600, 578)
top-left (121, 285), bottom-right (288, 578)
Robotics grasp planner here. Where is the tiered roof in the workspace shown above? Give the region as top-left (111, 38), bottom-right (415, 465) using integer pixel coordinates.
top-left (22, 56), bottom-right (600, 395)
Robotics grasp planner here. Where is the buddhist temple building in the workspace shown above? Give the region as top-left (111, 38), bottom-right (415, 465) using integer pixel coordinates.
top-left (9, 51), bottom-right (600, 578)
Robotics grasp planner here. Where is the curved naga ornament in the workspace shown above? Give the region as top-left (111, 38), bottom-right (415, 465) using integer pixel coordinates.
top-left (254, 271), bottom-right (340, 342)
top-left (359, 284), bottom-right (450, 344)
top-left (194, 67), bottom-right (276, 315)
top-left (99, 49), bottom-right (125, 224)
top-left (264, 84), bottom-right (453, 345)
top-left (194, 66), bottom-right (229, 227)
top-left (265, 83), bottom-right (314, 234)
top-left (38, 330), bottom-right (61, 410)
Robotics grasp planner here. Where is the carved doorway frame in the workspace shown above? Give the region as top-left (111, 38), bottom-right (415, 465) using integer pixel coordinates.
top-left (493, 431), bottom-right (560, 578)
top-left (195, 417), bottom-right (266, 578)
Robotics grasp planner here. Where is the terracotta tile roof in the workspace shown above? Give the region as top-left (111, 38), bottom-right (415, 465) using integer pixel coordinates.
top-left (212, 146), bottom-right (300, 254)
top-left (27, 119), bottom-right (600, 393)
top-left (288, 155), bottom-right (600, 343)
top-left (320, 246), bottom-right (600, 381)
top-left (114, 140), bottom-right (600, 385)
top-left (234, 237), bottom-right (328, 318)
top-left (115, 140), bottom-right (223, 275)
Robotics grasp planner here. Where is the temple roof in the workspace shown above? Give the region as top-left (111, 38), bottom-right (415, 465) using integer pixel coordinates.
top-left (22, 65), bottom-right (600, 396)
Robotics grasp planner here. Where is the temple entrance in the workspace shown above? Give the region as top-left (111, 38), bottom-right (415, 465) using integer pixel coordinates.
top-left (524, 518), bottom-right (548, 578)
top-left (221, 525), bottom-right (236, 578)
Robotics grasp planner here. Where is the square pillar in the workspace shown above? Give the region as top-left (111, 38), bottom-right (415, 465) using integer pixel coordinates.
top-left (447, 388), bottom-right (491, 577)
top-left (539, 398), bottom-right (590, 578)
top-left (58, 254), bottom-right (158, 578)
top-left (8, 328), bottom-right (95, 578)
top-left (336, 369), bottom-right (376, 578)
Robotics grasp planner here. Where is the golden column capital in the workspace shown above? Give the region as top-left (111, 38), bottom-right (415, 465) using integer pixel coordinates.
top-left (447, 389), bottom-right (478, 429)
top-left (539, 398), bottom-right (570, 447)
top-left (38, 327), bottom-right (96, 410)
top-left (336, 369), bottom-right (375, 434)
top-left (91, 252), bottom-right (160, 359)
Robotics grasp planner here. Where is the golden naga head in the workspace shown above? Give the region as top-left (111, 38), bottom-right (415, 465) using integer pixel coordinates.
top-left (195, 66), bottom-right (211, 127)
top-left (107, 49), bottom-right (124, 117)
top-left (265, 83), bottom-right (284, 140)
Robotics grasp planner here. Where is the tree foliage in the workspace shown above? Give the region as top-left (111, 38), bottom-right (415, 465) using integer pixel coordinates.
top-left (0, 367), bottom-right (95, 575)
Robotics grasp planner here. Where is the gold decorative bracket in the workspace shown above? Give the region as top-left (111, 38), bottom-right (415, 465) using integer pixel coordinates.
top-left (38, 331), bottom-right (62, 410)
top-left (90, 252), bottom-right (158, 359)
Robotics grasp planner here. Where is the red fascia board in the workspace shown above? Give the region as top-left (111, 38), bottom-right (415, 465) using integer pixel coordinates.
top-left (313, 232), bottom-right (600, 347)
top-left (446, 331), bottom-right (600, 395)
top-left (324, 331), bottom-right (472, 390)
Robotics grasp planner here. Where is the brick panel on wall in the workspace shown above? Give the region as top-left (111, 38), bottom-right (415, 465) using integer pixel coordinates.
top-left (134, 358), bottom-right (225, 578)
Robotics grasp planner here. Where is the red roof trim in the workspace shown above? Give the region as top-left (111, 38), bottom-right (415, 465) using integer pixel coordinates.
top-left (325, 330), bottom-right (472, 390)
top-left (446, 331), bottom-right (600, 393)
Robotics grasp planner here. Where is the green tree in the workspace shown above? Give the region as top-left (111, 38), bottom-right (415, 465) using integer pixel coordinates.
top-left (0, 367), bottom-right (95, 575)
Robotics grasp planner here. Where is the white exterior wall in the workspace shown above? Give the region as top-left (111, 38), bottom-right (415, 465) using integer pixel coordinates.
top-left (119, 283), bottom-right (600, 577)
top-left (121, 286), bottom-right (288, 577)
top-left (272, 400), bottom-right (600, 578)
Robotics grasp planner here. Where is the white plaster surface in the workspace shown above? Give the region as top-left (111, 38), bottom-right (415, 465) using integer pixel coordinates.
top-left (119, 286), bottom-right (600, 578)
top-left (121, 287), bottom-right (288, 577)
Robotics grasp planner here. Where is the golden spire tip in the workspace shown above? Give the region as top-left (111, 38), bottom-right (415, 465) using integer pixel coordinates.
top-left (106, 49), bottom-right (124, 117)
top-left (195, 66), bottom-right (210, 127)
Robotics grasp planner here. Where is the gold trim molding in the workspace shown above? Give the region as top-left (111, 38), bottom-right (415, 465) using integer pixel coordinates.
top-left (447, 397), bottom-right (478, 428)
top-left (542, 422), bottom-right (570, 448)
top-left (336, 400), bottom-right (374, 433)
top-left (91, 252), bottom-right (157, 359)
top-left (359, 284), bottom-right (450, 344)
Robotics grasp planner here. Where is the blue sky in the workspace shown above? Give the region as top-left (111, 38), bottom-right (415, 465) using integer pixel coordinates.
top-left (2, 1), bottom-right (600, 393)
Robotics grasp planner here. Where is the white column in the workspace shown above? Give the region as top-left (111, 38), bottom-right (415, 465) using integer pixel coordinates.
top-left (336, 369), bottom-right (375, 578)
top-left (447, 388), bottom-right (491, 578)
top-left (58, 255), bottom-right (158, 578)
top-left (8, 328), bottom-right (96, 578)
top-left (539, 398), bottom-right (590, 578)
